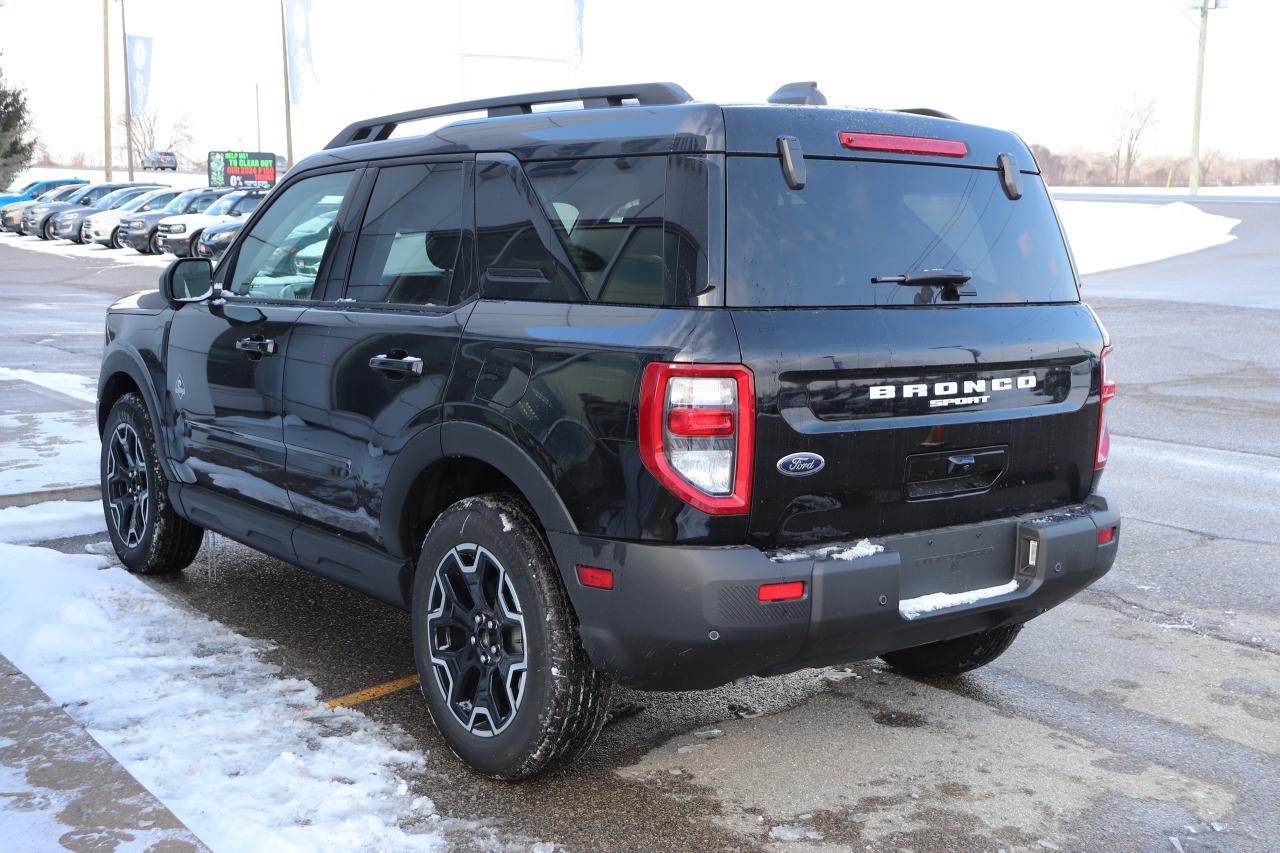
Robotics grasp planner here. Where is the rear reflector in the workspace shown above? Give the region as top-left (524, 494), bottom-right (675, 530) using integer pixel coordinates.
top-left (576, 565), bottom-right (614, 590)
top-left (1097, 526), bottom-right (1117, 546)
top-left (839, 131), bottom-right (968, 158)
top-left (758, 581), bottom-right (805, 602)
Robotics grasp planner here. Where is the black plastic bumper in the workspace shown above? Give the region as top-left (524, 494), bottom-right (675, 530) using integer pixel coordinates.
top-left (548, 496), bottom-right (1120, 690)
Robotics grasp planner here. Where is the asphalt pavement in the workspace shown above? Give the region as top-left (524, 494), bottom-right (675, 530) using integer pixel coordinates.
top-left (0, 197), bottom-right (1277, 851)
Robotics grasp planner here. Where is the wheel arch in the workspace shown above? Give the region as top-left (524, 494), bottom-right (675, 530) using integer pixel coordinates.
top-left (97, 348), bottom-right (177, 480)
top-left (384, 422), bottom-right (578, 568)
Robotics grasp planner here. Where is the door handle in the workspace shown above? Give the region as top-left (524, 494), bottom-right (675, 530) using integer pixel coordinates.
top-left (369, 353), bottom-right (424, 376)
top-left (236, 336), bottom-right (276, 357)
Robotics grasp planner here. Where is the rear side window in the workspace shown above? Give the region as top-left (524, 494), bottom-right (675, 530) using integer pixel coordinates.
top-left (476, 155), bottom-right (684, 306)
top-left (726, 158), bottom-right (1077, 307)
top-left (346, 163), bottom-right (465, 306)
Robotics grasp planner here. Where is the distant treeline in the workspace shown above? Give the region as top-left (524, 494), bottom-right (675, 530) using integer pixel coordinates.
top-left (1031, 144), bottom-right (1280, 188)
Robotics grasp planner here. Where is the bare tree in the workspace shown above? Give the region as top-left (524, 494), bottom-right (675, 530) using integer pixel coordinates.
top-left (116, 109), bottom-right (195, 163)
top-left (1111, 98), bottom-right (1157, 186)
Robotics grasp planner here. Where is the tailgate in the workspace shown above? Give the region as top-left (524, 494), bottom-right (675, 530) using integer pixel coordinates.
top-left (733, 304), bottom-right (1104, 550)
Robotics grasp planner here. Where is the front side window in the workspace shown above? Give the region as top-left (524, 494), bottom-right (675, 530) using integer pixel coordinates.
top-left (228, 171), bottom-right (354, 301)
top-left (345, 163), bottom-right (465, 306)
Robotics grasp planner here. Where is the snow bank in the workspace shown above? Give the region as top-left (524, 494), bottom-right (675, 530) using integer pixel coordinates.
top-left (899, 580), bottom-right (1019, 621)
top-left (0, 543), bottom-right (450, 851)
top-left (0, 367), bottom-right (97, 403)
top-left (1054, 200), bottom-right (1239, 275)
top-left (0, 231), bottom-right (173, 269)
top-left (0, 500), bottom-right (104, 544)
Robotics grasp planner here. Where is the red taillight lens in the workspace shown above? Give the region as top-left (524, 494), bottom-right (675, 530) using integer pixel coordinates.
top-left (1095, 346), bottom-right (1116, 470)
top-left (758, 581), bottom-right (805, 602)
top-left (667, 407), bottom-right (735, 437)
top-left (639, 363), bottom-right (755, 515)
top-left (839, 131), bottom-right (968, 158)
top-left (575, 565), bottom-right (614, 590)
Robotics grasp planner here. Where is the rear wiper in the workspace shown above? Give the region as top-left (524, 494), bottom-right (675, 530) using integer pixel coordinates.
top-left (872, 269), bottom-right (973, 288)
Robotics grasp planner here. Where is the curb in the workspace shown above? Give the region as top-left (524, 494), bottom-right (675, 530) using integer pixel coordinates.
top-left (0, 485), bottom-right (101, 509)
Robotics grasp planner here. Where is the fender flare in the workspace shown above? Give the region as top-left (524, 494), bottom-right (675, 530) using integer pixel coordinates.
top-left (381, 421), bottom-right (578, 560)
top-left (98, 346), bottom-right (177, 480)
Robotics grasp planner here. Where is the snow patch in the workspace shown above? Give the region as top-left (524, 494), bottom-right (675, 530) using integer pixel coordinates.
top-left (769, 824), bottom-right (824, 841)
top-left (0, 500), bottom-right (105, 544)
top-left (0, 410), bottom-right (100, 496)
top-left (1054, 200), bottom-right (1239, 275)
top-left (769, 538), bottom-right (884, 563)
top-left (0, 368), bottom-right (97, 403)
top-left (899, 580), bottom-right (1020, 620)
top-left (499, 512), bottom-right (514, 532)
top-left (0, 542), bottom-right (452, 850)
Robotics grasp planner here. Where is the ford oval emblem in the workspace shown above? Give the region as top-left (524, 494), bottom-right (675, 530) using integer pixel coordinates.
top-left (777, 452), bottom-right (825, 477)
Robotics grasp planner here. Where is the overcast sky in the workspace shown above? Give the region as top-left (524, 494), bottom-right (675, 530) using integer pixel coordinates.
top-left (1, 0), bottom-right (1275, 166)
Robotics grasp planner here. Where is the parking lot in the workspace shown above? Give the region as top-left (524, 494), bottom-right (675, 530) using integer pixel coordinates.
top-left (0, 198), bottom-right (1277, 851)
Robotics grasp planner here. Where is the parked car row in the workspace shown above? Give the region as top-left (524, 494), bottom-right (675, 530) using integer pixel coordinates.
top-left (0, 179), bottom-right (265, 261)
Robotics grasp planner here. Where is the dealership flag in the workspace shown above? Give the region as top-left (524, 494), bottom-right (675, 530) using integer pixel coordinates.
top-left (284, 0), bottom-right (314, 106)
top-left (126, 35), bottom-right (153, 114)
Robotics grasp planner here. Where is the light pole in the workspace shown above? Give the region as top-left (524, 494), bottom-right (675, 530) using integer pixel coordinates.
top-left (279, 0), bottom-right (294, 166)
top-left (102, 0), bottom-right (112, 179)
top-left (1188, 0), bottom-right (1227, 196)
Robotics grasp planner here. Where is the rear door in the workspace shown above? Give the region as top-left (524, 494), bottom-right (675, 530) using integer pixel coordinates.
top-left (724, 155), bottom-right (1104, 550)
top-left (281, 157), bottom-right (474, 552)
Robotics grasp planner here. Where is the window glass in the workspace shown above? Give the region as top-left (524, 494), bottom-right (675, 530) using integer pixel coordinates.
top-left (726, 157), bottom-right (1077, 307)
top-left (345, 163), bottom-right (464, 306)
top-left (228, 171), bottom-right (353, 301)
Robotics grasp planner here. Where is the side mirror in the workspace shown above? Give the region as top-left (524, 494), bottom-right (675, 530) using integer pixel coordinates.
top-left (160, 257), bottom-right (218, 305)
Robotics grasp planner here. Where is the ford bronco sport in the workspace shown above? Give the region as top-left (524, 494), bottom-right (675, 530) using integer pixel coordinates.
top-left (98, 82), bottom-right (1120, 779)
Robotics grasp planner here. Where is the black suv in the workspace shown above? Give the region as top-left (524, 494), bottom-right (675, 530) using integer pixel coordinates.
top-left (98, 82), bottom-right (1120, 779)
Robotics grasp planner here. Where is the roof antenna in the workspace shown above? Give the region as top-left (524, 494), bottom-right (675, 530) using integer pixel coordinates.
top-left (768, 82), bottom-right (827, 106)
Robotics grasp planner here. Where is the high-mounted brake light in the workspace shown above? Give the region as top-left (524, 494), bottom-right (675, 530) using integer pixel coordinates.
top-left (639, 363), bottom-right (755, 515)
top-left (1095, 346), bottom-right (1116, 470)
top-left (839, 131), bottom-right (968, 158)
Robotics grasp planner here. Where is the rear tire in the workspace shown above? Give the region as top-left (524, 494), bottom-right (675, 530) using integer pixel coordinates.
top-left (100, 393), bottom-right (204, 574)
top-left (411, 494), bottom-right (611, 780)
top-left (880, 625), bottom-right (1023, 678)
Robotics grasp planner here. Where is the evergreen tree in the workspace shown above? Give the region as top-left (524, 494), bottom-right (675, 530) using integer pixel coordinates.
top-left (0, 55), bottom-right (38, 189)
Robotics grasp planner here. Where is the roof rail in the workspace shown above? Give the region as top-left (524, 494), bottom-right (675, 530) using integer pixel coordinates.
top-left (324, 82), bottom-right (694, 150)
top-left (896, 107), bottom-right (958, 121)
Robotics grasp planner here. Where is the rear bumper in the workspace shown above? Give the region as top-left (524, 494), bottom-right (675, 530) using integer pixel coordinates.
top-left (548, 496), bottom-right (1120, 690)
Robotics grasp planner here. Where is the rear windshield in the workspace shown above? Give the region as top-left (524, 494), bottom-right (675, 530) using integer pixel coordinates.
top-left (726, 157), bottom-right (1077, 307)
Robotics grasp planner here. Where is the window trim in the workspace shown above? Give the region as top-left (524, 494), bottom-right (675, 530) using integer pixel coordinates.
top-left (216, 164), bottom-right (365, 308)
top-left (333, 154), bottom-right (476, 315)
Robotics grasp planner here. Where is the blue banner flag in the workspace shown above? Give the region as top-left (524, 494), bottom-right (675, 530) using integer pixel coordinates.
top-left (573, 0), bottom-right (586, 64)
top-left (284, 0), bottom-right (313, 106)
top-left (126, 35), bottom-right (153, 115)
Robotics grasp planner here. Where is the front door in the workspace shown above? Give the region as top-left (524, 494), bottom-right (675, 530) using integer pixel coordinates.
top-left (167, 168), bottom-right (362, 518)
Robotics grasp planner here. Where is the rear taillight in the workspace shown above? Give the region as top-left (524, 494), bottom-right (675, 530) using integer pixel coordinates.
top-left (639, 363), bottom-right (754, 515)
top-left (1095, 346), bottom-right (1117, 470)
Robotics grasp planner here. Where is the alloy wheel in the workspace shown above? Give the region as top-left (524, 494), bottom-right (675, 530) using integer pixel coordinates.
top-left (426, 544), bottom-right (528, 737)
top-left (106, 423), bottom-right (150, 549)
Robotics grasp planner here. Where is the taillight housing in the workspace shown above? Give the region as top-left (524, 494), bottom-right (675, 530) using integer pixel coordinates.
top-left (1095, 346), bottom-right (1116, 470)
top-left (639, 362), bottom-right (754, 515)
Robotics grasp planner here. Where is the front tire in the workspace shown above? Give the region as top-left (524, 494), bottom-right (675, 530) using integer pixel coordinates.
top-left (100, 393), bottom-right (204, 574)
top-left (109, 227), bottom-right (124, 249)
top-left (148, 232), bottom-right (163, 255)
top-left (40, 219), bottom-right (53, 240)
top-left (880, 625), bottom-right (1023, 678)
top-left (411, 494), bottom-right (611, 779)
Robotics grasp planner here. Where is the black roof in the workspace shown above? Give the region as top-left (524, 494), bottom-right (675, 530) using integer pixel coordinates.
top-left (294, 82), bottom-right (1038, 175)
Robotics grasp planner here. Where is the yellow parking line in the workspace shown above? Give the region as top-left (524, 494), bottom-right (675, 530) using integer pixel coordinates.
top-left (325, 674), bottom-right (421, 709)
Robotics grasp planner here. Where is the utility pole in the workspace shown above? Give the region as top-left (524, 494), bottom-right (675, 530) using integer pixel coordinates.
top-left (279, 0), bottom-right (294, 166)
top-left (119, 0), bottom-right (134, 180)
top-left (1188, 0), bottom-right (1226, 196)
top-left (255, 83), bottom-right (262, 151)
top-left (102, 0), bottom-right (112, 179)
